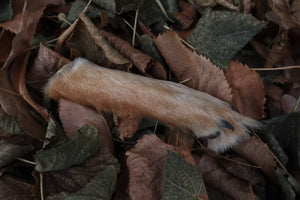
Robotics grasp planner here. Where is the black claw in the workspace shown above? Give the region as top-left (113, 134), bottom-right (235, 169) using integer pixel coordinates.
top-left (204, 131), bottom-right (221, 139)
top-left (230, 104), bottom-right (239, 112)
top-left (219, 119), bottom-right (234, 131)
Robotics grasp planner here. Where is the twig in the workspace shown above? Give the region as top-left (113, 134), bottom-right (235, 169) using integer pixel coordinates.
top-left (17, 157), bottom-right (37, 165)
top-left (252, 65), bottom-right (300, 71)
top-left (155, 0), bottom-right (175, 23)
top-left (40, 173), bottom-right (44, 200)
top-left (293, 96), bottom-right (300, 112)
top-left (132, 8), bottom-right (139, 47)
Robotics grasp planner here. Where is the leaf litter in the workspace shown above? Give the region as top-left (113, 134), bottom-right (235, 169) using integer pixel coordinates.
top-left (0, 0), bottom-right (299, 199)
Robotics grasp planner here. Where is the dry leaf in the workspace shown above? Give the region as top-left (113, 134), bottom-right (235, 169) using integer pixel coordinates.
top-left (65, 13), bottom-right (132, 71)
top-left (0, 0), bottom-right (25, 33)
top-left (0, 30), bottom-right (14, 64)
top-left (194, 152), bottom-right (260, 200)
top-left (225, 61), bottom-right (265, 119)
top-left (126, 134), bottom-right (195, 200)
top-left (26, 43), bottom-right (70, 90)
top-left (175, 0), bottom-right (198, 30)
top-left (233, 136), bottom-right (277, 183)
top-left (281, 94), bottom-right (300, 113)
top-left (59, 98), bottom-right (114, 151)
top-left (99, 29), bottom-right (167, 80)
top-left (154, 29), bottom-right (232, 103)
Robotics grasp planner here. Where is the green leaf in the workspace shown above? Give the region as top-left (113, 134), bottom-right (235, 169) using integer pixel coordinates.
top-left (0, 0), bottom-right (13, 22)
top-left (0, 113), bottom-right (26, 135)
top-left (34, 125), bottom-right (99, 172)
top-left (42, 115), bottom-right (69, 149)
top-left (188, 9), bottom-right (265, 70)
top-left (51, 166), bottom-right (117, 200)
top-left (0, 140), bottom-right (34, 168)
top-left (62, 0), bottom-right (101, 28)
top-left (162, 150), bottom-right (205, 200)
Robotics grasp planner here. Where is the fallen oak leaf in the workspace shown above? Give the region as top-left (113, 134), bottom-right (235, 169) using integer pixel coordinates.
top-left (99, 29), bottom-right (167, 80)
top-left (154, 29), bottom-right (232, 103)
top-left (225, 61), bottom-right (265, 119)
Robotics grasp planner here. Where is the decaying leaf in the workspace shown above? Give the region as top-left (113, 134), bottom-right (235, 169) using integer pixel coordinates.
top-left (0, 30), bottom-right (14, 64)
top-left (117, 116), bottom-right (141, 140)
top-left (175, 0), bottom-right (198, 30)
top-left (58, 98), bottom-right (114, 151)
top-left (188, 9), bottom-right (265, 70)
top-left (154, 29), bottom-right (232, 103)
top-left (35, 125), bottom-right (99, 172)
top-left (194, 152), bottom-right (260, 200)
top-left (47, 166), bottom-right (117, 200)
top-left (0, 140), bottom-right (34, 168)
top-left (225, 61), bottom-right (265, 119)
top-left (100, 29), bottom-right (167, 80)
top-left (233, 136), bottom-right (277, 183)
top-left (65, 13), bottom-right (132, 71)
top-left (0, 174), bottom-right (34, 200)
top-left (26, 43), bottom-right (70, 90)
top-left (162, 150), bottom-right (206, 200)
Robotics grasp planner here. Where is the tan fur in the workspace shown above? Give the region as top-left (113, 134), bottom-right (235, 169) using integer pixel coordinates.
top-left (44, 58), bottom-right (261, 152)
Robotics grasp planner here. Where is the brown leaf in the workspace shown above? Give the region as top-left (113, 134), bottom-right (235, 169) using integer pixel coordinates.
top-left (194, 152), bottom-right (260, 200)
top-left (2, 0), bottom-right (65, 70)
top-left (268, 0), bottom-right (300, 29)
top-left (126, 134), bottom-right (195, 200)
top-left (10, 52), bottom-right (49, 121)
top-left (233, 136), bottom-right (277, 183)
top-left (154, 29), bottom-right (232, 103)
top-left (65, 13), bottom-right (132, 71)
top-left (99, 29), bottom-right (167, 80)
top-left (225, 61), bottom-right (265, 119)
top-left (0, 0), bottom-right (25, 33)
top-left (26, 43), bottom-right (70, 90)
top-left (264, 32), bottom-right (290, 68)
top-left (117, 116), bottom-right (141, 140)
top-left (0, 30), bottom-right (14, 64)
top-left (175, 0), bottom-right (198, 30)
top-left (0, 65), bottom-right (45, 140)
top-left (58, 98), bottom-right (114, 151)
top-left (0, 174), bottom-right (34, 200)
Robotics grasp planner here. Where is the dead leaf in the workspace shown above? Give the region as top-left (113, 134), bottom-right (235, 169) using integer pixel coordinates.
top-left (268, 0), bottom-right (300, 29)
top-left (225, 61), bottom-right (265, 119)
top-left (126, 134), bottom-right (196, 200)
top-left (233, 136), bottom-right (277, 183)
top-left (65, 13), bottom-right (132, 71)
top-left (99, 29), bottom-right (167, 80)
top-left (0, 30), bottom-right (14, 64)
top-left (0, 66), bottom-right (45, 140)
top-left (0, 174), bottom-right (34, 200)
top-left (0, 0), bottom-right (25, 33)
top-left (194, 152), bottom-right (260, 200)
top-left (26, 43), bottom-right (70, 90)
top-left (175, 0), bottom-right (198, 30)
top-left (154, 29), bottom-right (232, 103)
top-left (281, 94), bottom-right (299, 113)
top-left (59, 98), bottom-right (114, 151)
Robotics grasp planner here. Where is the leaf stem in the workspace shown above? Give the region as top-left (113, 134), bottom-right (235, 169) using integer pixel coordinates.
top-left (252, 65), bottom-right (300, 71)
top-left (40, 173), bottom-right (44, 200)
top-left (17, 157), bottom-right (37, 165)
top-left (293, 96), bottom-right (300, 112)
top-left (132, 8), bottom-right (139, 47)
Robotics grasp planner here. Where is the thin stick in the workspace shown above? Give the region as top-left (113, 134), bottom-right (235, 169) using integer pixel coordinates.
top-left (17, 157), bottom-right (37, 165)
top-left (82, 0), bottom-right (92, 14)
top-left (0, 87), bottom-right (21, 96)
top-left (123, 19), bottom-right (141, 39)
top-left (153, 120), bottom-right (159, 134)
top-left (132, 8), bottom-right (139, 47)
top-left (40, 173), bottom-right (44, 200)
top-left (252, 65), bottom-right (300, 71)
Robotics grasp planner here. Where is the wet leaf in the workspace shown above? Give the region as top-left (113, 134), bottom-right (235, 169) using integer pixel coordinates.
top-left (188, 9), bottom-right (265, 70)
top-left (162, 150), bottom-right (205, 200)
top-left (0, 0), bottom-right (13, 22)
top-left (154, 29), bottom-right (232, 102)
top-left (0, 140), bottom-right (34, 168)
top-left (225, 61), bottom-right (265, 119)
top-left (35, 125), bottom-right (99, 172)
